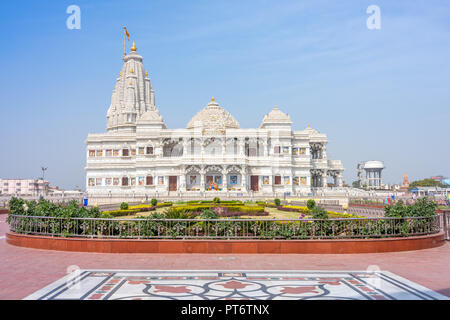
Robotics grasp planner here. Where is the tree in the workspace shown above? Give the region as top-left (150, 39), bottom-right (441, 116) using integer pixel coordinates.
top-left (408, 179), bottom-right (444, 190)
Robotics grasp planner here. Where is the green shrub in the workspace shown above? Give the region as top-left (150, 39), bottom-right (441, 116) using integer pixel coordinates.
top-left (9, 197), bottom-right (26, 216)
top-left (120, 202), bottom-right (129, 210)
top-left (306, 199), bottom-right (316, 210)
top-left (151, 198), bottom-right (158, 206)
top-left (311, 206), bottom-right (328, 219)
top-left (164, 208), bottom-right (196, 219)
top-left (201, 209), bottom-right (219, 219)
top-left (213, 197), bottom-right (220, 204)
top-left (149, 212), bottom-right (166, 219)
top-left (274, 198), bottom-right (281, 206)
top-left (384, 197), bottom-right (437, 218)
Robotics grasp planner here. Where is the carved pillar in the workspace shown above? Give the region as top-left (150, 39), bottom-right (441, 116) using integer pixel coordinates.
top-left (239, 138), bottom-right (245, 156)
top-left (222, 168), bottom-right (227, 191)
top-left (322, 171), bottom-right (327, 189)
top-left (337, 173), bottom-right (343, 187)
top-left (182, 139), bottom-right (189, 158)
top-left (199, 166), bottom-right (205, 191)
top-left (221, 139), bottom-right (226, 157)
top-left (201, 139), bottom-right (205, 158)
top-left (180, 166), bottom-right (186, 192)
top-left (241, 166), bottom-right (247, 192)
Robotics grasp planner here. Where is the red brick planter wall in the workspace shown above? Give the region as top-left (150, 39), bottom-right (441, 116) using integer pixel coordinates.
top-left (6, 232), bottom-right (445, 254)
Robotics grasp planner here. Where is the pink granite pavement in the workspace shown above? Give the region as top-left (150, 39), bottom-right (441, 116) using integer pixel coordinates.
top-left (1, 213), bottom-right (449, 299)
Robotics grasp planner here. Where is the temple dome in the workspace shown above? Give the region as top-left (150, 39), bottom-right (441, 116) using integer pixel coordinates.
top-left (136, 107), bottom-right (166, 129)
top-left (304, 124), bottom-right (319, 135)
top-left (260, 106), bottom-right (292, 128)
top-left (139, 109), bottom-right (162, 121)
top-left (187, 97), bottom-right (240, 131)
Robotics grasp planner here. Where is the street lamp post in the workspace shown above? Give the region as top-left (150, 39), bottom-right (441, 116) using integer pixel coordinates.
top-left (41, 167), bottom-right (47, 198)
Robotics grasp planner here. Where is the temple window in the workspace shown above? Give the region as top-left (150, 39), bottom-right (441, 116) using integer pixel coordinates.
top-left (122, 148), bottom-right (129, 157)
top-left (96, 150), bottom-right (103, 157)
top-left (122, 177), bottom-right (129, 186)
top-left (274, 175), bottom-right (281, 185)
top-left (146, 146), bottom-right (154, 155)
top-left (131, 148), bottom-right (136, 156)
top-left (138, 147), bottom-right (145, 155)
top-left (146, 176), bottom-right (153, 185)
top-left (274, 146), bottom-right (281, 154)
top-left (89, 150), bottom-right (95, 157)
top-left (105, 149), bottom-right (112, 157)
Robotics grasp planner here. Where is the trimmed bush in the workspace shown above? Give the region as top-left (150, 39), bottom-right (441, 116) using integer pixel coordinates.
top-left (281, 205), bottom-right (310, 214)
top-left (311, 206), bottom-right (328, 219)
top-left (102, 209), bottom-right (139, 217)
top-left (120, 202), bottom-right (129, 210)
top-left (151, 198), bottom-right (158, 206)
top-left (306, 199), bottom-right (316, 210)
top-left (274, 198), bottom-right (281, 206)
top-left (156, 202), bottom-right (173, 207)
top-left (213, 197), bottom-right (220, 204)
top-left (227, 205), bottom-right (265, 214)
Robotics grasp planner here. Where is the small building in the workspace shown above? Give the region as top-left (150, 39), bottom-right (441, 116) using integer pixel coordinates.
top-left (0, 179), bottom-right (49, 196)
top-left (409, 186), bottom-right (449, 197)
top-left (357, 161), bottom-right (385, 189)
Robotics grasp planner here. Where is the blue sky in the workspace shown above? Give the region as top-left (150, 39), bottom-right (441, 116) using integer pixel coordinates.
top-left (0, 0), bottom-right (449, 190)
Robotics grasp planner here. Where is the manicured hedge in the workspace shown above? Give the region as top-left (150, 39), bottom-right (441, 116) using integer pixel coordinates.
top-left (102, 209), bottom-right (140, 217)
top-left (278, 205), bottom-right (311, 214)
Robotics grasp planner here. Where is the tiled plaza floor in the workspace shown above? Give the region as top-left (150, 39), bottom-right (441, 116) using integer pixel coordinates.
top-left (1, 214), bottom-right (450, 300)
top-left (24, 270), bottom-right (448, 300)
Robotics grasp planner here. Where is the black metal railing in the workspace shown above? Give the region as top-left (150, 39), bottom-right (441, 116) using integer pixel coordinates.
top-left (7, 214), bottom-right (441, 240)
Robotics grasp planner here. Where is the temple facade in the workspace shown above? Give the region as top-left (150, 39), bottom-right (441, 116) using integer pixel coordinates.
top-left (85, 43), bottom-right (344, 199)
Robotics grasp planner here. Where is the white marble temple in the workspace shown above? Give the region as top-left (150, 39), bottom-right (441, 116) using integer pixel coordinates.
top-left (85, 43), bottom-right (344, 200)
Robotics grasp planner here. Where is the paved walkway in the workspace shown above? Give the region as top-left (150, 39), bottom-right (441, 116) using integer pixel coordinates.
top-left (1, 214), bottom-right (449, 300)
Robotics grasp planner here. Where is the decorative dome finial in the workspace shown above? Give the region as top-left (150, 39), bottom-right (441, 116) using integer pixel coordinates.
top-left (211, 96), bottom-right (215, 102)
top-left (131, 41), bottom-right (137, 52)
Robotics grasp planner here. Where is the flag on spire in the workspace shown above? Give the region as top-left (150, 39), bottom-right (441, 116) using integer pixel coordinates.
top-left (123, 27), bottom-right (130, 40)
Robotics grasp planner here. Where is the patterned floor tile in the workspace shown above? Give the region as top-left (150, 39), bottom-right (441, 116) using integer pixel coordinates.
top-left (24, 270), bottom-right (449, 300)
